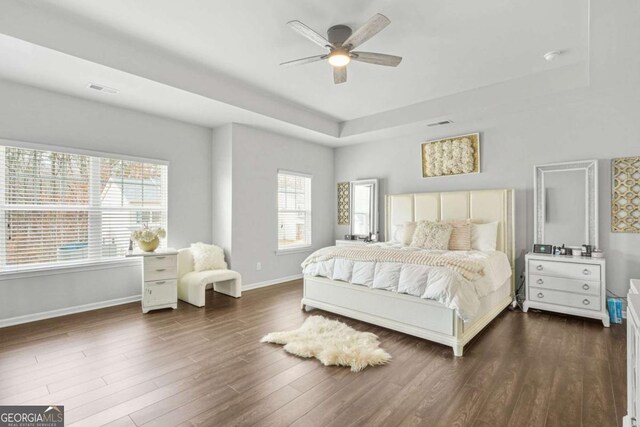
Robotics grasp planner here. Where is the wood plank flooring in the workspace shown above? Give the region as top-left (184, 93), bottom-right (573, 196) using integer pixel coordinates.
top-left (0, 280), bottom-right (626, 426)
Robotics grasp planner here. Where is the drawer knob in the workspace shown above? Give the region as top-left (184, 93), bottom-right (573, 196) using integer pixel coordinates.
top-left (536, 265), bottom-right (543, 271)
top-left (155, 256), bottom-right (166, 260)
top-left (583, 299), bottom-right (590, 305)
top-left (537, 292), bottom-right (544, 298)
top-left (156, 268), bottom-right (166, 272)
top-left (583, 269), bottom-right (591, 275)
top-left (582, 284), bottom-right (590, 290)
top-left (537, 279), bottom-right (544, 285)
top-left (155, 281), bottom-right (166, 285)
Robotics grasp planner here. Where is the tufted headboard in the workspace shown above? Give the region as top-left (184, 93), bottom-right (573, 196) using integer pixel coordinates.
top-left (385, 189), bottom-right (515, 288)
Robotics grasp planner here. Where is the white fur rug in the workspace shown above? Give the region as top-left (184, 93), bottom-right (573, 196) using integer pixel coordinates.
top-left (260, 315), bottom-right (391, 372)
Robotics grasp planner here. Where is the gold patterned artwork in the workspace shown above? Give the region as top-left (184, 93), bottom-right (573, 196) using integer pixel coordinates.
top-left (612, 156), bottom-right (640, 232)
top-left (421, 133), bottom-right (480, 178)
top-left (337, 182), bottom-right (350, 225)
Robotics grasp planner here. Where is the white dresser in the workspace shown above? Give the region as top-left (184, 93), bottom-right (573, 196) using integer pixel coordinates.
top-left (626, 286), bottom-right (640, 427)
top-left (523, 253), bottom-right (609, 327)
top-left (127, 248), bottom-right (179, 313)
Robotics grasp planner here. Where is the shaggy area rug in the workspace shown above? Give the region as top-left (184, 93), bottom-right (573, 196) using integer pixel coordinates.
top-left (260, 315), bottom-right (391, 372)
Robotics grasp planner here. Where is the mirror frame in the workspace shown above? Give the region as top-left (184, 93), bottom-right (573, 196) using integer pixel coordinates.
top-left (349, 179), bottom-right (379, 239)
top-left (534, 159), bottom-right (598, 248)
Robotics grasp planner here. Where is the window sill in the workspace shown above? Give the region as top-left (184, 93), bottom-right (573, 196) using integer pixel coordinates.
top-left (275, 246), bottom-right (315, 256)
top-left (0, 257), bottom-right (141, 281)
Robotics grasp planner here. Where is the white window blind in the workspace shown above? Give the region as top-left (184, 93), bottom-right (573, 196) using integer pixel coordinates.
top-left (277, 171), bottom-right (311, 250)
top-left (0, 144), bottom-right (168, 272)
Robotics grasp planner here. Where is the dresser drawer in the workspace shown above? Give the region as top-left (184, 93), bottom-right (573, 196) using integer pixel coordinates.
top-left (528, 260), bottom-right (600, 281)
top-left (144, 257), bottom-right (177, 281)
top-left (144, 254), bottom-right (176, 270)
top-left (529, 287), bottom-right (600, 311)
top-left (529, 274), bottom-right (600, 296)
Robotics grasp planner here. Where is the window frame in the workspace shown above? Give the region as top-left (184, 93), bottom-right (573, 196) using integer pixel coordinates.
top-left (276, 169), bottom-right (312, 254)
top-left (0, 138), bottom-right (169, 276)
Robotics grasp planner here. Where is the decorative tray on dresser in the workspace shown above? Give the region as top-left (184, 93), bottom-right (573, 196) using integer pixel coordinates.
top-left (523, 253), bottom-right (610, 327)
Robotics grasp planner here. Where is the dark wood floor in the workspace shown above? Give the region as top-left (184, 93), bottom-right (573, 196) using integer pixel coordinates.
top-left (0, 280), bottom-right (626, 427)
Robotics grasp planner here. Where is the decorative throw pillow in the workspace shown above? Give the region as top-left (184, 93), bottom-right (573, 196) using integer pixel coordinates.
top-left (402, 222), bottom-right (417, 246)
top-left (471, 222), bottom-right (499, 251)
top-left (190, 242), bottom-right (227, 272)
top-left (410, 221), bottom-right (453, 250)
top-left (445, 220), bottom-right (472, 251)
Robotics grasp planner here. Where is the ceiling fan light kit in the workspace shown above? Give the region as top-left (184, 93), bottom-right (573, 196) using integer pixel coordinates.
top-left (282, 13), bottom-right (402, 84)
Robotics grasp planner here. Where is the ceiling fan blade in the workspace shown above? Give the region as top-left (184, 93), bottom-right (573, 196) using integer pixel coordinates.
top-left (287, 20), bottom-right (334, 50)
top-left (333, 66), bottom-right (347, 84)
top-left (280, 55), bottom-right (327, 67)
top-left (352, 51), bottom-right (402, 67)
top-left (343, 13), bottom-right (390, 50)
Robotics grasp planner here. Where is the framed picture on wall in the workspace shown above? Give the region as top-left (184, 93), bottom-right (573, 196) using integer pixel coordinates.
top-left (421, 133), bottom-right (480, 178)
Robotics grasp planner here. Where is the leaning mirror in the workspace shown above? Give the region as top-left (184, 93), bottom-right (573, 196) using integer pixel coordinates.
top-left (534, 160), bottom-right (598, 248)
top-left (350, 179), bottom-right (378, 239)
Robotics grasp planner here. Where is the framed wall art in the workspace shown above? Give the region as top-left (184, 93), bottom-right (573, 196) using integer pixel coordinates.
top-left (421, 133), bottom-right (480, 178)
top-left (337, 181), bottom-right (350, 225)
top-left (612, 156), bottom-right (640, 232)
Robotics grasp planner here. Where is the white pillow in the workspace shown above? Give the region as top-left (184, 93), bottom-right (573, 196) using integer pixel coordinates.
top-left (390, 224), bottom-right (404, 243)
top-left (190, 242), bottom-right (227, 272)
top-left (471, 222), bottom-right (499, 251)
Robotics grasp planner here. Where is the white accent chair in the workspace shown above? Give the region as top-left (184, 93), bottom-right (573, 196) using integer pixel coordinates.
top-left (177, 247), bottom-right (241, 307)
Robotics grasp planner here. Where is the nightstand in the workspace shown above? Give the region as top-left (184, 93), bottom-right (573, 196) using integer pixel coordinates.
top-left (523, 253), bottom-right (609, 327)
top-left (127, 248), bottom-right (179, 313)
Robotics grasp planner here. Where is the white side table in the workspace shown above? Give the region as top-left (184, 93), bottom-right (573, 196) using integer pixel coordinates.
top-left (127, 248), bottom-right (178, 313)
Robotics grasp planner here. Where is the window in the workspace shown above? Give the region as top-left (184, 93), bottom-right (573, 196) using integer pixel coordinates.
top-left (0, 144), bottom-right (168, 272)
top-left (277, 171), bottom-right (311, 251)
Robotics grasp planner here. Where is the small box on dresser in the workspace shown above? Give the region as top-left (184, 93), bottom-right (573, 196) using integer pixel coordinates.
top-left (523, 253), bottom-right (609, 327)
top-left (126, 248), bottom-right (179, 313)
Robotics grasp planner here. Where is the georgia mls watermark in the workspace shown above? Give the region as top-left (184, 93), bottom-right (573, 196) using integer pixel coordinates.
top-left (0, 406), bottom-right (64, 427)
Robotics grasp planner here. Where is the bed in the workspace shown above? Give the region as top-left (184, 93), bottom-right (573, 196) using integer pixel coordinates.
top-left (301, 188), bottom-right (515, 356)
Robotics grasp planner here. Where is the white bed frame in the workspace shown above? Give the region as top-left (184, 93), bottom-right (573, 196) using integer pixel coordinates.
top-left (302, 188), bottom-right (515, 356)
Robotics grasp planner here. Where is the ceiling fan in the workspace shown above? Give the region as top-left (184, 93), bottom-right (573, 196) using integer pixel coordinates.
top-left (281, 13), bottom-right (402, 84)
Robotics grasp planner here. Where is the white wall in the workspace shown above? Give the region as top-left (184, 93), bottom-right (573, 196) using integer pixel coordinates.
top-left (218, 124), bottom-right (334, 287)
top-left (0, 80), bottom-right (213, 324)
top-left (211, 124), bottom-right (233, 261)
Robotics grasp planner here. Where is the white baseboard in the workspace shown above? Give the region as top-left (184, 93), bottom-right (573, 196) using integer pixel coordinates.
top-left (0, 295), bottom-right (141, 328)
top-left (243, 274), bottom-right (303, 291)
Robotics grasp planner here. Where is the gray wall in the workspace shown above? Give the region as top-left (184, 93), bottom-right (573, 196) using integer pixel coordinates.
top-left (0, 80), bottom-right (213, 323)
top-left (334, 90), bottom-right (640, 296)
top-left (220, 124), bottom-right (334, 286)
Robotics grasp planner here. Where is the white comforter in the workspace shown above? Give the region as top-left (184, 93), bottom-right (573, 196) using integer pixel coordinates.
top-left (302, 242), bottom-right (512, 321)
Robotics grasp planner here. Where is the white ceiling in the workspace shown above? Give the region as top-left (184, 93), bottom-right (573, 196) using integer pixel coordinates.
top-left (0, 0), bottom-right (590, 145)
top-left (33, 0), bottom-right (587, 120)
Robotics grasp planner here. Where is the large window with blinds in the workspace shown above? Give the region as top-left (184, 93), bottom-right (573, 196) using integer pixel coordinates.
top-left (0, 144), bottom-right (168, 272)
top-left (277, 171), bottom-right (311, 251)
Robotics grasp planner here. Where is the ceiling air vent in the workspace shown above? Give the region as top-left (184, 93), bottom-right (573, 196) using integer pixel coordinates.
top-left (87, 83), bottom-right (119, 94)
top-left (427, 120), bottom-right (453, 127)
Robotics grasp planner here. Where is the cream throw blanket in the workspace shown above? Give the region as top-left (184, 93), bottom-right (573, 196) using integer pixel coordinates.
top-left (302, 246), bottom-right (485, 281)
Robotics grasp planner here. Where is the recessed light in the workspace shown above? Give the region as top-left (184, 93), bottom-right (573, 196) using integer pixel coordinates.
top-left (87, 83), bottom-right (119, 94)
top-left (543, 51), bottom-right (562, 62)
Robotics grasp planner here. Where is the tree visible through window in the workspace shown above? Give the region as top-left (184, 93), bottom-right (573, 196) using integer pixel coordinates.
top-left (277, 171), bottom-right (311, 250)
top-left (0, 145), bottom-right (168, 271)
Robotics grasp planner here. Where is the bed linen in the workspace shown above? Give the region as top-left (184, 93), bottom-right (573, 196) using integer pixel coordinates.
top-left (302, 242), bottom-right (512, 321)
